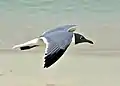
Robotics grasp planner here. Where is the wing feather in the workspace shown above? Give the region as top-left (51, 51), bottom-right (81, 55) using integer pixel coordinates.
top-left (41, 36), bottom-right (71, 68)
top-left (41, 31), bottom-right (73, 68)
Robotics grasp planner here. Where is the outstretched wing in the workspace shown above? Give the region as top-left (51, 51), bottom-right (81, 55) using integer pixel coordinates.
top-left (40, 35), bottom-right (72, 68)
top-left (42, 25), bottom-right (76, 35)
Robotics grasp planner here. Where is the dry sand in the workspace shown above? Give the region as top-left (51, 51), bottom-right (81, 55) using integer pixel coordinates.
top-left (0, 48), bottom-right (120, 86)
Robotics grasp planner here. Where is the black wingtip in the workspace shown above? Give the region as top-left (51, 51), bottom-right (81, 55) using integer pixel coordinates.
top-left (44, 49), bottom-right (68, 68)
top-left (44, 62), bottom-right (50, 68)
top-left (44, 65), bottom-right (48, 68)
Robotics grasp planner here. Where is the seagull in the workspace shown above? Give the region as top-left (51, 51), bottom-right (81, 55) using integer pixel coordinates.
top-left (12, 25), bottom-right (94, 68)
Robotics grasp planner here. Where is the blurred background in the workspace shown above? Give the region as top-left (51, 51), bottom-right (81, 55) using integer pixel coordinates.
top-left (0, 0), bottom-right (120, 86)
top-left (0, 0), bottom-right (119, 50)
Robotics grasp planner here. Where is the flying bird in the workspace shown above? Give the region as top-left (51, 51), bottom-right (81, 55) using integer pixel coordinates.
top-left (12, 25), bottom-right (94, 68)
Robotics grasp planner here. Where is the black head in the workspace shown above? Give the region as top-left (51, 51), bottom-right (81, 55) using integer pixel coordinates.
top-left (74, 33), bottom-right (94, 45)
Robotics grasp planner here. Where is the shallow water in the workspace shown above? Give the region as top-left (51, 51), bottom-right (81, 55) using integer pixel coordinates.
top-left (0, 49), bottom-right (120, 86)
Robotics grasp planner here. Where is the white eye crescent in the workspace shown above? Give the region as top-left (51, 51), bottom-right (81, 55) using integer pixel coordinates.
top-left (80, 36), bottom-right (82, 39)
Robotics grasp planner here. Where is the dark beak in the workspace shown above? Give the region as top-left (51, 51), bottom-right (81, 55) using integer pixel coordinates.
top-left (85, 39), bottom-right (94, 44)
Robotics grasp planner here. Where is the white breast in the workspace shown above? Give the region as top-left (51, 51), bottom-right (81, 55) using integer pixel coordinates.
top-left (72, 34), bottom-right (75, 43)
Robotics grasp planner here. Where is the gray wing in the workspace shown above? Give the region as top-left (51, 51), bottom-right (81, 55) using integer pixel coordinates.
top-left (42, 32), bottom-right (73, 68)
top-left (42, 25), bottom-right (76, 36)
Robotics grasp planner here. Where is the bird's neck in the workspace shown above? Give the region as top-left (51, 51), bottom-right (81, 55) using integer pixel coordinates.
top-left (72, 34), bottom-right (75, 44)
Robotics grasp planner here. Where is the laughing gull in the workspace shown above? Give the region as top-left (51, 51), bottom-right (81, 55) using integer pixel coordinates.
top-left (12, 25), bottom-right (94, 68)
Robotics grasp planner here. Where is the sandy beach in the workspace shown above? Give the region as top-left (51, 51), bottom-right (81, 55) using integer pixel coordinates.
top-left (0, 49), bottom-right (120, 86)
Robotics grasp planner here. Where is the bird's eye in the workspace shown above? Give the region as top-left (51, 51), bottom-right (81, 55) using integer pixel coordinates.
top-left (80, 36), bottom-right (83, 39)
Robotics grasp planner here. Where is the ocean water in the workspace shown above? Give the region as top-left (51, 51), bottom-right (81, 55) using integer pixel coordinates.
top-left (0, 49), bottom-right (120, 86)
